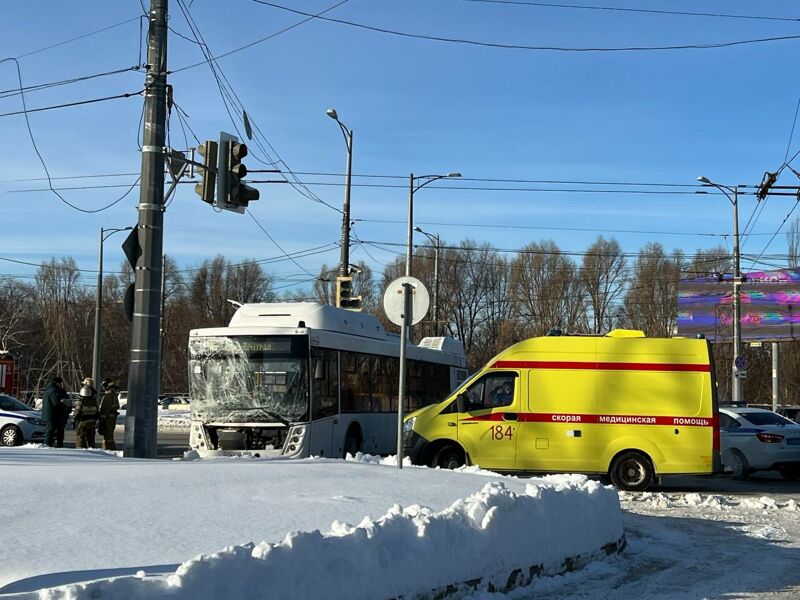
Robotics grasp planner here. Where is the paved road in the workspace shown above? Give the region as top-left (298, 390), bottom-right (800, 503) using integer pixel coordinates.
top-left (62, 429), bottom-right (190, 459)
top-left (59, 430), bottom-right (800, 496)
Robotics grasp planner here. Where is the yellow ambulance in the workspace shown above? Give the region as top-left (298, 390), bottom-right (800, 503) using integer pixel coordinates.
top-left (403, 330), bottom-right (721, 490)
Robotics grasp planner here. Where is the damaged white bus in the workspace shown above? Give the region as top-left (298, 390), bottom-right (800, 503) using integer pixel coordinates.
top-left (188, 302), bottom-right (468, 458)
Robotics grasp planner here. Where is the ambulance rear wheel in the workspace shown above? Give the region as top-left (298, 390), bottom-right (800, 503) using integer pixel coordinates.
top-left (434, 445), bottom-right (465, 470)
top-left (610, 451), bottom-right (654, 491)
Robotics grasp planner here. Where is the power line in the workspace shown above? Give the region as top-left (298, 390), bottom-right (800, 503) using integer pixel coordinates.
top-left (11, 15), bottom-right (141, 60)
top-left (0, 65), bottom-right (141, 99)
top-left (246, 209), bottom-right (327, 279)
top-left (0, 56), bottom-right (143, 215)
top-left (461, 0), bottom-right (800, 23)
top-left (353, 218), bottom-right (764, 238)
top-left (171, 0), bottom-right (351, 73)
top-left (0, 89), bottom-right (143, 119)
top-left (173, 0), bottom-right (343, 214)
top-left (252, 1), bottom-right (800, 53)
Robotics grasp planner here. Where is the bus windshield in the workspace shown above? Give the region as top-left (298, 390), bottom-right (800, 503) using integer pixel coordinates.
top-left (189, 335), bottom-right (309, 423)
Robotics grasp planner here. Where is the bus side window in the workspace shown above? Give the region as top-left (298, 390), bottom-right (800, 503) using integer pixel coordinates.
top-left (311, 348), bottom-right (338, 419)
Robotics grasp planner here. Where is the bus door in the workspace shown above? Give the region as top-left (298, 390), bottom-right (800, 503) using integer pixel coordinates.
top-left (457, 372), bottom-right (520, 470)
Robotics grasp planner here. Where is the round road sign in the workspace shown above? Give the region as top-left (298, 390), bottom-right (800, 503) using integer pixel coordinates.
top-left (735, 355), bottom-right (747, 370)
top-left (382, 276), bottom-right (429, 327)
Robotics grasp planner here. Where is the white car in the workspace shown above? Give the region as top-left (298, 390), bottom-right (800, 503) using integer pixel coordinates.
top-left (0, 394), bottom-right (47, 446)
top-left (118, 391), bottom-right (128, 410)
top-left (719, 407), bottom-right (800, 481)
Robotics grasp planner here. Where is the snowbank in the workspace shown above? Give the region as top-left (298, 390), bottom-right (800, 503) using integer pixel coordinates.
top-left (33, 476), bottom-right (622, 600)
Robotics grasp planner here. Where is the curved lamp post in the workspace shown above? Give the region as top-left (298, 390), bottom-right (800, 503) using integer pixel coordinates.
top-left (697, 176), bottom-right (744, 404)
top-left (414, 226), bottom-right (440, 336)
top-left (92, 226), bottom-right (134, 386)
top-left (326, 108), bottom-right (354, 283)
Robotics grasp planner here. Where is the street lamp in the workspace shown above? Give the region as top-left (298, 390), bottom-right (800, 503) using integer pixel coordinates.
top-left (92, 226), bottom-right (133, 387)
top-left (697, 176), bottom-right (745, 404)
top-left (414, 226), bottom-right (440, 336)
top-left (406, 173), bottom-right (460, 279)
top-left (326, 108), bottom-right (354, 284)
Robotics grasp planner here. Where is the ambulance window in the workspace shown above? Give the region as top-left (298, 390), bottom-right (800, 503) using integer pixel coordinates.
top-left (463, 373), bottom-right (516, 410)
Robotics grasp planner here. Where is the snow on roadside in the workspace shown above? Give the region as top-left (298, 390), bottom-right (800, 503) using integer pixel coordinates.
top-left (0, 448), bottom-right (622, 597)
top-left (114, 409), bottom-right (191, 431)
top-left (29, 476), bottom-right (623, 600)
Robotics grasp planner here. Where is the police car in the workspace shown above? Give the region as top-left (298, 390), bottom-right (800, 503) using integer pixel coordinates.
top-left (0, 394), bottom-right (47, 446)
top-left (718, 407), bottom-right (800, 481)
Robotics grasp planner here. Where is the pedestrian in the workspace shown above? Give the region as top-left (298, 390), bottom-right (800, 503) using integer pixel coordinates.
top-left (98, 378), bottom-right (120, 450)
top-left (73, 384), bottom-right (99, 449)
top-left (41, 375), bottom-right (68, 447)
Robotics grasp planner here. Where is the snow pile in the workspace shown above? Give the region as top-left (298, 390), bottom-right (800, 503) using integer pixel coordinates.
top-left (620, 491), bottom-right (800, 513)
top-left (344, 451), bottom-right (412, 466)
top-left (36, 476), bottom-right (622, 600)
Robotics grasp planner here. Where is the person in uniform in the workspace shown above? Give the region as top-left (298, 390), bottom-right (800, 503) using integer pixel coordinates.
top-left (97, 378), bottom-right (120, 450)
top-left (41, 375), bottom-right (69, 447)
top-left (73, 384), bottom-right (99, 449)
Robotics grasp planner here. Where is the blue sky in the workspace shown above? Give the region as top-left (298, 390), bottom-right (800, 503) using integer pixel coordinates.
top-left (2, 0), bottom-right (800, 292)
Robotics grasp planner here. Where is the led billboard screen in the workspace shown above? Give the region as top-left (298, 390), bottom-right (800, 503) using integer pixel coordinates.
top-left (677, 269), bottom-right (800, 341)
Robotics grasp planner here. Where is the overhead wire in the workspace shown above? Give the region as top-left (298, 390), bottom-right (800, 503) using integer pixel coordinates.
top-left (252, 1), bottom-right (800, 53)
top-left (173, 0), bottom-right (343, 214)
top-left (460, 0), bottom-right (800, 23)
top-left (10, 15), bottom-right (142, 60)
top-left (0, 56), bottom-right (143, 214)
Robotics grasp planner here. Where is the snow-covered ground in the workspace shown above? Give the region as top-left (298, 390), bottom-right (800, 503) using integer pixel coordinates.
top-left (1, 447), bottom-right (799, 599)
top-left (0, 448), bottom-right (621, 598)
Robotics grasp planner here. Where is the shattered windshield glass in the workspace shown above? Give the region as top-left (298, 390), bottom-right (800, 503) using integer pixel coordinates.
top-left (189, 335), bottom-right (309, 423)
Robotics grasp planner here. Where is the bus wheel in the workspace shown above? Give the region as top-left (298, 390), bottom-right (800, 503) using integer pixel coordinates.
top-left (609, 451), bottom-right (654, 491)
top-left (434, 445), bottom-right (465, 470)
top-left (343, 426), bottom-right (362, 458)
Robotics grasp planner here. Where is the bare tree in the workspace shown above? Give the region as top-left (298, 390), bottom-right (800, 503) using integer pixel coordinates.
top-left (580, 236), bottom-right (626, 333)
top-left (0, 280), bottom-right (33, 352)
top-left (511, 240), bottom-right (587, 337)
top-left (684, 245), bottom-right (731, 278)
top-left (622, 243), bottom-right (683, 337)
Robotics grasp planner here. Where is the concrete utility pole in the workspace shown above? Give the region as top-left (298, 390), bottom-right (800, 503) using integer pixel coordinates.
top-left (125, 0), bottom-right (168, 458)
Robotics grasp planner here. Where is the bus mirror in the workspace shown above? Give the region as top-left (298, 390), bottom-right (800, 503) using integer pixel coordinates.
top-left (456, 394), bottom-right (466, 414)
top-left (313, 359), bottom-right (324, 380)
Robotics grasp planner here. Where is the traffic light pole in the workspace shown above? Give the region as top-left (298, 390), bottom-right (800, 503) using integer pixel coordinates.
top-left (125, 0), bottom-right (168, 458)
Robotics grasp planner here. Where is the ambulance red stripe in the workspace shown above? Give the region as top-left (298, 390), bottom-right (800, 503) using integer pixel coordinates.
top-left (461, 413), bottom-right (716, 427)
top-left (490, 360), bottom-right (710, 372)
top-left (492, 360), bottom-right (711, 373)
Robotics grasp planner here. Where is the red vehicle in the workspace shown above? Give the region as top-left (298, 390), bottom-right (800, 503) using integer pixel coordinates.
top-left (0, 352), bottom-right (20, 397)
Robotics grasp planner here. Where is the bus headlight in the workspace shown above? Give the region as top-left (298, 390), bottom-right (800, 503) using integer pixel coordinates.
top-left (403, 416), bottom-right (417, 440)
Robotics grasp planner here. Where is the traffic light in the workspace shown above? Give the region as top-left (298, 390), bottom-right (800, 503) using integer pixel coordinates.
top-left (336, 275), bottom-right (362, 311)
top-left (217, 133), bottom-right (260, 213)
top-left (194, 141), bottom-right (218, 205)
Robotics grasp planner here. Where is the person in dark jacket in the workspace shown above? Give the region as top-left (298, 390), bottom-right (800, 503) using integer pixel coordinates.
top-left (97, 378), bottom-right (120, 450)
top-left (41, 376), bottom-right (68, 447)
top-left (73, 385), bottom-right (99, 449)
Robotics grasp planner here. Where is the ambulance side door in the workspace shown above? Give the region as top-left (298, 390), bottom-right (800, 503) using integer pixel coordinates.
top-left (457, 372), bottom-right (520, 470)
top-left (516, 367), bottom-right (599, 473)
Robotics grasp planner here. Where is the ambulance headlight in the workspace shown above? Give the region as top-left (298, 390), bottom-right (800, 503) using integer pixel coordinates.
top-left (403, 416), bottom-right (417, 440)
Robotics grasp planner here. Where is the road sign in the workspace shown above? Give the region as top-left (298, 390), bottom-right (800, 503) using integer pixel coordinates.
top-left (735, 369), bottom-right (748, 379)
top-left (734, 355), bottom-right (747, 370)
top-left (383, 276), bottom-right (429, 327)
